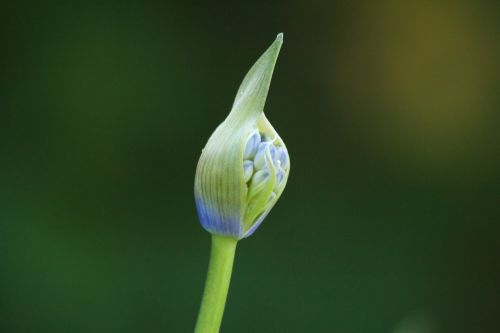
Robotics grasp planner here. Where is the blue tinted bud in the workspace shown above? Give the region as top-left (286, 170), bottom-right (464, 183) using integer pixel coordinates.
top-left (194, 34), bottom-right (290, 239)
top-left (243, 160), bottom-right (254, 183)
top-left (273, 167), bottom-right (287, 193)
top-left (275, 147), bottom-right (288, 169)
top-left (243, 130), bottom-right (261, 159)
top-left (254, 142), bottom-right (276, 170)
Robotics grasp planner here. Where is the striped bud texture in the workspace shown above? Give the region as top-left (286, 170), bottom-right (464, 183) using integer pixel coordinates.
top-left (194, 34), bottom-right (289, 239)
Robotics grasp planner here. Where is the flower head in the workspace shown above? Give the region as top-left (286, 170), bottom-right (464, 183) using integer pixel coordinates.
top-left (194, 34), bottom-right (289, 239)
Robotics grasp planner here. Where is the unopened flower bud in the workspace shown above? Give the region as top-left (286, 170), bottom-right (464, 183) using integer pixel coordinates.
top-left (194, 34), bottom-right (290, 239)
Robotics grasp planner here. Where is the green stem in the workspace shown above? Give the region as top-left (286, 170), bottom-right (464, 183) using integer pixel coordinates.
top-left (194, 235), bottom-right (238, 333)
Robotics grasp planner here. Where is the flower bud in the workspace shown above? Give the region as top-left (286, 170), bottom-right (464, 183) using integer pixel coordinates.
top-left (194, 34), bottom-right (290, 239)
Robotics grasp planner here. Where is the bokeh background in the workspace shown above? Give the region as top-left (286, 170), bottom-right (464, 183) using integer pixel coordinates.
top-left (1, 1), bottom-right (499, 332)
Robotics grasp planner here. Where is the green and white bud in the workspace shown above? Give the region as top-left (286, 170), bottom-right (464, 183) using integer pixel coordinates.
top-left (194, 34), bottom-right (290, 239)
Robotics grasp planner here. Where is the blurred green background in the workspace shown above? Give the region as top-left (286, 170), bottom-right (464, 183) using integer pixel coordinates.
top-left (1, 1), bottom-right (499, 332)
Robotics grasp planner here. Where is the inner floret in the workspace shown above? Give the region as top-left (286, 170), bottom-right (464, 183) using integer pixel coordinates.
top-left (242, 129), bottom-right (288, 204)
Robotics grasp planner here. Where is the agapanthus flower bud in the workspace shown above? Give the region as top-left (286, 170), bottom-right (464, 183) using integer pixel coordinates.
top-left (194, 34), bottom-right (289, 239)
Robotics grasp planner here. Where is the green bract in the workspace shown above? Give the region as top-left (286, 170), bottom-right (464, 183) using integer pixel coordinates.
top-left (194, 34), bottom-right (289, 239)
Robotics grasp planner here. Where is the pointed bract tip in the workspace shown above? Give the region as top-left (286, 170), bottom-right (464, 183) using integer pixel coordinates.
top-left (228, 32), bottom-right (284, 121)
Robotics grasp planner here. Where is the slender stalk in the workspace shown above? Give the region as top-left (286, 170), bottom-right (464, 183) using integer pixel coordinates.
top-left (194, 235), bottom-right (238, 333)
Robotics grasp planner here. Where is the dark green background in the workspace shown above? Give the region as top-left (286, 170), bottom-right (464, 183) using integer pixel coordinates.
top-left (1, 1), bottom-right (499, 332)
